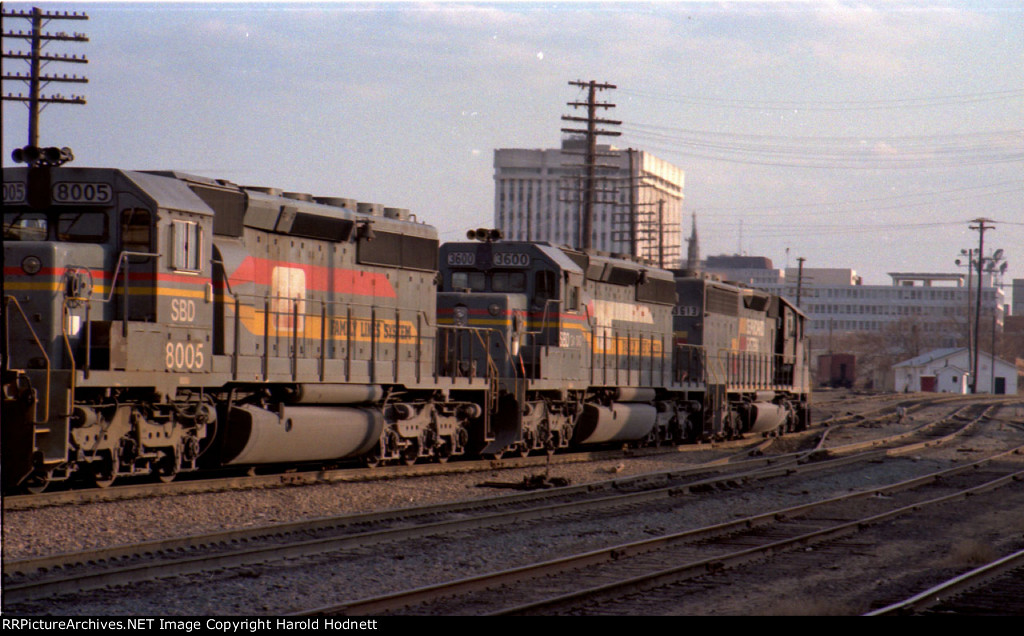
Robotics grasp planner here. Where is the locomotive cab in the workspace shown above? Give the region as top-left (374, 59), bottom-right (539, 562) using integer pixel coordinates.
top-left (2, 167), bottom-right (215, 490)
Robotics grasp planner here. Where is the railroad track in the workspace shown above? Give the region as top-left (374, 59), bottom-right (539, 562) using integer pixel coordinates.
top-left (866, 549), bottom-right (1024, 616)
top-left (1, 436), bottom-right (765, 511)
top-left (815, 402), bottom-right (991, 456)
top-left (0, 441), bottom-right (803, 607)
top-left (4, 403), bottom-right (1011, 613)
top-left (296, 447), bottom-right (1023, 616)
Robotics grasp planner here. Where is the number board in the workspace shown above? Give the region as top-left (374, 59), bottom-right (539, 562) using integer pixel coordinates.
top-left (446, 252), bottom-right (476, 266)
top-left (3, 182), bottom-right (27, 204)
top-left (52, 182), bottom-right (114, 205)
top-left (492, 252), bottom-right (530, 267)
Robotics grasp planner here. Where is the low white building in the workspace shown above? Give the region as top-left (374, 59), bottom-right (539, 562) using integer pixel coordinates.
top-left (892, 348), bottom-right (1018, 394)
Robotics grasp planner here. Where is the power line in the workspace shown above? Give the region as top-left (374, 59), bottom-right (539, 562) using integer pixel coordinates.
top-left (697, 185), bottom-right (1024, 219)
top-left (619, 134), bottom-right (1023, 170)
top-left (619, 87), bottom-right (1024, 111)
top-left (621, 123), bottom-right (1023, 169)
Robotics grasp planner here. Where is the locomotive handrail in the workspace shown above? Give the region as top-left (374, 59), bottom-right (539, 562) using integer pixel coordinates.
top-left (215, 287), bottom-right (440, 384)
top-left (98, 251), bottom-right (161, 303)
top-left (523, 298), bottom-right (562, 337)
top-left (709, 348), bottom-right (799, 389)
top-left (436, 324), bottom-right (508, 414)
top-left (2, 295), bottom-right (51, 425)
top-left (60, 298), bottom-right (77, 398)
top-left (210, 258), bottom-right (238, 299)
top-left (210, 286), bottom-right (440, 329)
top-left (672, 343), bottom-right (706, 385)
top-left (97, 251), bottom-right (160, 338)
top-left (518, 298), bottom-right (562, 380)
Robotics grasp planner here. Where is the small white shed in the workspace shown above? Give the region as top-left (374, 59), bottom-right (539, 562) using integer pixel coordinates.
top-left (892, 348), bottom-right (1018, 394)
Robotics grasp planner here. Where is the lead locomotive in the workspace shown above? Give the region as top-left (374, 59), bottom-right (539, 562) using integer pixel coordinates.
top-left (2, 162), bottom-right (810, 493)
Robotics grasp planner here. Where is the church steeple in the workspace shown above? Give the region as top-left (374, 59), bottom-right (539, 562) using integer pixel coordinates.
top-left (685, 212), bottom-right (701, 272)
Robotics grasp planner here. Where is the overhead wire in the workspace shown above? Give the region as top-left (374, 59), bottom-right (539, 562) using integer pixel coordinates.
top-left (619, 87), bottom-right (1024, 111)
top-left (622, 124), bottom-right (1024, 169)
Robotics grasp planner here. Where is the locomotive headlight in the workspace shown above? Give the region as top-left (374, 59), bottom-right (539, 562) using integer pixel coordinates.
top-left (453, 305), bottom-right (469, 327)
top-left (488, 303), bottom-right (501, 317)
top-left (21, 256), bottom-right (42, 275)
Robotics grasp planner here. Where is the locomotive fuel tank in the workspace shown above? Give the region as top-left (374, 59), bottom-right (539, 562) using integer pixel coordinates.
top-left (572, 388), bottom-right (659, 445)
top-left (220, 404), bottom-right (384, 465)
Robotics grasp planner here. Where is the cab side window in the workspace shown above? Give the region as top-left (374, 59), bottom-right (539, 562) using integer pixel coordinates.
top-left (171, 219), bottom-right (202, 271)
top-left (566, 284), bottom-right (580, 311)
top-left (535, 270), bottom-right (556, 302)
top-left (121, 208), bottom-right (151, 261)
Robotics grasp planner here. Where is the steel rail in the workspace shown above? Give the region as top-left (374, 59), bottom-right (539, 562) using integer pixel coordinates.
top-left (0, 447), bottom-right (812, 603)
top-left (288, 444), bottom-right (1024, 616)
top-left (6, 402), bottom-right (999, 605)
top-left (491, 468), bottom-right (1024, 617)
top-left (864, 549), bottom-right (1024, 616)
top-left (2, 434), bottom-right (769, 511)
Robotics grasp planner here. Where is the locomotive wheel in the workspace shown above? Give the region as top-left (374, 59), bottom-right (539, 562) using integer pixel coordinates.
top-left (434, 438), bottom-right (452, 464)
top-left (89, 449), bottom-right (120, 488)
top-left (92, 461), bottom-right (117, 489)
top-left (155, 450), bottom-right (179, 484)
top-left (24, 469), bottom-right (53, 494)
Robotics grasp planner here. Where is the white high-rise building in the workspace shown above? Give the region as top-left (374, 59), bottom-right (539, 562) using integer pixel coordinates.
top-left (493, 138), bottom-right (685, 268)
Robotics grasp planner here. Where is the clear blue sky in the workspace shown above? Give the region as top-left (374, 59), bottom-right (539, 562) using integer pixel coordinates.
top-left (3, 1), bottom-right (1022, 302)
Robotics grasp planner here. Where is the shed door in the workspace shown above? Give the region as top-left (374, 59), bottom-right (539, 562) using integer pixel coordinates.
top-left (920, 375), bottom-right (936, 392)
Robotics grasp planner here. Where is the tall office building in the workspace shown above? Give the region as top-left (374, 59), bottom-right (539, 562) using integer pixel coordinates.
top-left (494, 138), bottom-right (685, 268)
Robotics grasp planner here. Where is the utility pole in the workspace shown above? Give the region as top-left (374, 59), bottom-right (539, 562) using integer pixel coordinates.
top-left (796, 257), bottom-right (806, 308)
top-left (956, 248), bottom-right (975, 381)
top-left (968, 218), bottom-right (995, 394)
top-left (628, 148), bottom-right (637, 259)
top-left (657, 199), bottom-right (665, 269)
top-left (561, 80), bottom-right (621, 251)
top-left (2, 6), bottom-right (89, 151)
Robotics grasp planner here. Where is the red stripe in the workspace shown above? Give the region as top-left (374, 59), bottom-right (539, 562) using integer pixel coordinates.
top-left (437, 307), bottom-right (585, 322)
top-left (228, 256), bottom-right (396, 298)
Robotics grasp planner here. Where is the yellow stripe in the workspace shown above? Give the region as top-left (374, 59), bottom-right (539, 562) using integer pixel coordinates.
top-left (235, 305), bottom-right (420, 344)
top-left (5, 283), bottom-right (205, 298)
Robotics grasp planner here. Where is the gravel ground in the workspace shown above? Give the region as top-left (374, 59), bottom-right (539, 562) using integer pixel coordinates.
top-left (2, 395), bottom-right (1022, 616)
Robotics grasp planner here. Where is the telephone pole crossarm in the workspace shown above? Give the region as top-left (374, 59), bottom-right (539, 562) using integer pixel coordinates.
top-left (561, 79), bottom-right (621, 251)
top-left (2, 5), bottom-right (90, 149)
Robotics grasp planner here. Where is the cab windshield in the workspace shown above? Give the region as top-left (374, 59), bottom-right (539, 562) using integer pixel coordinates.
top-left (4, 210), bottom-right (108, 243)
top-left (3, 211), bottom-right (48, 241)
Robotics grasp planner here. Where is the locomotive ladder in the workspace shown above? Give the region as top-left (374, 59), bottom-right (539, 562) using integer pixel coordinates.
top-left (2, 296), bottom-right (51, 425)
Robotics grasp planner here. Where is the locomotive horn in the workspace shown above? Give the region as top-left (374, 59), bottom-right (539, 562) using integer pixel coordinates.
top-left (467, 228), bottom-right (503, 242)
top-left (11, 145), bottom-right (74, 166)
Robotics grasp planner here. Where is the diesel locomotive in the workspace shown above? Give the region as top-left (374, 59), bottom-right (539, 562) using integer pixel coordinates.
top-left (2, 164), bottom-right (810, 493)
